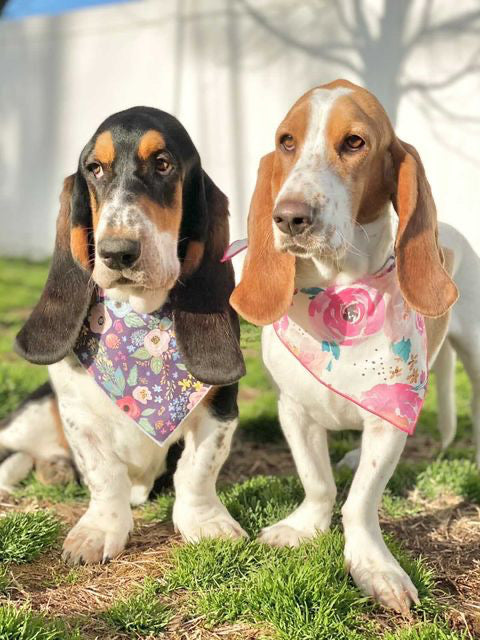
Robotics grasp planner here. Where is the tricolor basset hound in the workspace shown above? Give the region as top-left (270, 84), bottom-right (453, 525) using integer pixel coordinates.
top-left (230, 79), bottom-right (461, 613)
top-left (14, 107), bottom-right (247, 564)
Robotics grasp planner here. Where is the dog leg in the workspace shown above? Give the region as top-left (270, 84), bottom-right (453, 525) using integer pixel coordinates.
top-left (0, 452), bottom-right (34, 495)
top-left (259, 394), bottom-right (336, 546)
top-left (336, 447), bottom-right (361, 471)
top-left (433, 339), bottom-right (457, 449)
top-left (60, 412), bottom-right (133, 565)
top-left (342, 419), bottom-right (419, 613)
top-left (172, 406), bottom-right (247, 541)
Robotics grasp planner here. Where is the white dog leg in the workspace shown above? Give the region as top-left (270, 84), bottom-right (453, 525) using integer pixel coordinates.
top-left (342, 419), bottom-right (419, 613)
top-left (60, 411), bottom-right (133, 565)
top-left (259, 394), bottom-right (336, 547)
top-left (172, 407), bottom-right (247, 541)
top-left (0, 452), bottom-right (34, 494)
top-left (433, 339), bottom-right (457, 449)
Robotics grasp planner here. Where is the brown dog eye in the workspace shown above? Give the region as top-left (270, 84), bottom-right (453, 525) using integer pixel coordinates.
top-left (155, 154), bottom-right (172, 175)
top-left (88, 162), bottom-right (103, 178)
top-left (344, 135), bottom-right (365, 151)
top-left (280, 134), bottom-right (295, 152)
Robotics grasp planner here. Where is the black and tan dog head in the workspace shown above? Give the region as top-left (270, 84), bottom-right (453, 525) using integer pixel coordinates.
top-left (16, 107), bottom-right (245, 386)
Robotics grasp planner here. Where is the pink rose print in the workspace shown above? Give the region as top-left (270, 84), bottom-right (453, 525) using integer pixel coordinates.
top-left (308, 285), bottom-right (385, 346)
top-left (384, 285), bottom-right (412, 342)
top-left (297, 337), bottom-right (330, 374)
top-left (274, 315), bottom-right (290, 332)
top-left (88, 303), bottom-right (112, 334)
top-left (116, 395), bottom-right (141, 420)
top-left (113, 319), bottom-right (124, 334)
top-left (132, 386), bottom-right (152, 405)
top-left (105, 333), bottom-right (120, 349)
top-left (187, 389), bottom-right (207, 411)
top-left (360, 383), bottom-right (423, 431)
top-left (144, 329), bottom-right (170, 356)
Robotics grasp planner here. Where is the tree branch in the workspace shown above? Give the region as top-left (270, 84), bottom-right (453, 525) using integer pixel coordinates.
top-left (402, 49), bottom-right (480, 92)
top-left (407, 8), bottom-right (480, 49)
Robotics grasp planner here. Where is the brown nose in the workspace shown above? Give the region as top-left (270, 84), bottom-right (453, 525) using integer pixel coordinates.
top-left (273, 200), bottom-right (313, 236)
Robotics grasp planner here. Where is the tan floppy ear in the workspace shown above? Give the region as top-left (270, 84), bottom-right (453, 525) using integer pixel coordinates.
top-left (390, 138), bottom-right (458, 317)
top-left (230, 153), bottom-right (295, 325)
top-left (15, 175), bottom-right (94, 364)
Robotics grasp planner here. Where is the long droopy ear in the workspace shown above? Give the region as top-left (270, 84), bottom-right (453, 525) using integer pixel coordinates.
top-left (173, 169), bottom-right (245, 386)
top-left (230, 153), bottom-right (295, 325)
top-left (390, 138), bottom-right (458, 317)
top-left (15, 174), bottom-right (94, 364)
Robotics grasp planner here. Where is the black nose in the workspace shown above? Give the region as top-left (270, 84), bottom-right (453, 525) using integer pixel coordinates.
top-left (98, 238), bottom-right (141, 270)
top-left (273, 200), bottom-right (313, 236)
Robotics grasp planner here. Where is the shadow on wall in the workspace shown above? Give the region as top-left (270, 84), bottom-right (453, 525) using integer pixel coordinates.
top-left (235, 0), bottom-right (480, 126)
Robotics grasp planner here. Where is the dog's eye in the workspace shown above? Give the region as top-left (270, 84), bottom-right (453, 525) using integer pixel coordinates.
top-left (155, 154), bottom-right (173, 175)
top-left (87, 162), bottom-right (103, 179)
top-left (280, 134), bottom-right (295, 152)
top-left (344, 135), bottom-right (365, 151)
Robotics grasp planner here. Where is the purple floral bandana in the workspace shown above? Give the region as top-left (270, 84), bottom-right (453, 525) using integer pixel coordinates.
top-left (74, 292), bottom-right (211, 445)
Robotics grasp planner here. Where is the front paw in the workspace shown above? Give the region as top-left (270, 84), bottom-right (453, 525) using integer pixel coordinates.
top-left (345, 544), bottom-right (419, 614)
top-left (173, 499), bottom-right (248, 542)
top-left (258, 502), bottom-right (331, 547)
top-left (62, 512), bottom-right (133, 565)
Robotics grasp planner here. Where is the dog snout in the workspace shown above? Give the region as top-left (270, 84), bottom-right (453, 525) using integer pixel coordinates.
top-left (273, 200), bottom-right (313, 236)
top-left (97, 237), bottom-right (141, 271)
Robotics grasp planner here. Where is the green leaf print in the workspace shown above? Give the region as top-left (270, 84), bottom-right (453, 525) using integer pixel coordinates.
top-left (127, 365), bottom-right (138, 386)
top-left (151, 357), bottom-right (163, 374)
top-left (124, 313), bottom-right (146, 328)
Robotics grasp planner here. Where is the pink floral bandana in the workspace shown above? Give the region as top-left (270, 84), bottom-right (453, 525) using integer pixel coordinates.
top-left (273, 257), bottom-right (428, 435)
top-left (74, 292), bottom-right (211, 446)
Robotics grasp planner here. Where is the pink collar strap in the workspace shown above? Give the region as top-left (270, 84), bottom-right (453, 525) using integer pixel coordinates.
top-left (274, 257), bottom-right (428, 435)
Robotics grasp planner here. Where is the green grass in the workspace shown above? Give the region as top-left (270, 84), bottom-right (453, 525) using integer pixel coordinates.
top-left (0, 258), bottom-right (477, 639)
top-left (0, 258), bottom-right (49, 419)
top-left (416, 459), bottom-right (480, 503)
top-left (165, 532), bottom-right (443, 640)
top-left (0, 603), bottom-right (80, 640)
top-left (14, 473), bottom-right (89, 504)
top-left (0, 511), bottom-right (60, 563)
top-left (102, 577), bottom-right (172, 636)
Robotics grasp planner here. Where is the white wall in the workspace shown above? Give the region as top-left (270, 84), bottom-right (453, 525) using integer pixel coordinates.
top-left (1, 0), bottom-right (479, 261)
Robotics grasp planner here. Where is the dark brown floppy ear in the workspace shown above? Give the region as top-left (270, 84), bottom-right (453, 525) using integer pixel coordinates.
top-left (230, 153), bottom-right (295, 325)
top-left (390, 138), bottom-right (458, 318)
top-left (172, 169), bottom-right (245, 386)
top-left (15, 174), bottom-right (94, 364)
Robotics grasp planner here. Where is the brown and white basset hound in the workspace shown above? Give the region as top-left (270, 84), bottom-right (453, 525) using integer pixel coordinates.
top-left (230, 79), bottom-right (461, 613)
top-left (14, 107), bottom-right (247, 564)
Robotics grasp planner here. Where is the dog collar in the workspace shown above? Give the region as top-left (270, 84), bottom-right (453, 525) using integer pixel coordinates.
top-left (74, 293), bottom-right (211, 446)
top-left (274, 257), bottom-right (428, 435)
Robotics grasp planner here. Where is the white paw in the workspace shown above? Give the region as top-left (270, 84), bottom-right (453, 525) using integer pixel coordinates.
top-left (173, 499), bottom-right (248, 542)
top-left (130, 484), bottom-right (151, 507)
top-left (62, 512), bottom-right (133, 565)
top-left (345, 546), bottom-right (419, 613)
top-left (336, 448), bottom-right (361, 471)
top-left (258, 501), bottom-right (331, 548)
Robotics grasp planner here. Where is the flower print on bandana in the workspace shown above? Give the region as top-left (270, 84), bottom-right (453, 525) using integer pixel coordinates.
top-left (88, 303), bottom-right (112, 334)
top-left (308, 284), bottom-right (385, 347)
top-left (74, 292), bottom-right (211, 446)
top-left (144, 329), bottom-right (170, 357)
top-left (274, 257), bottom-right (427, 435)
